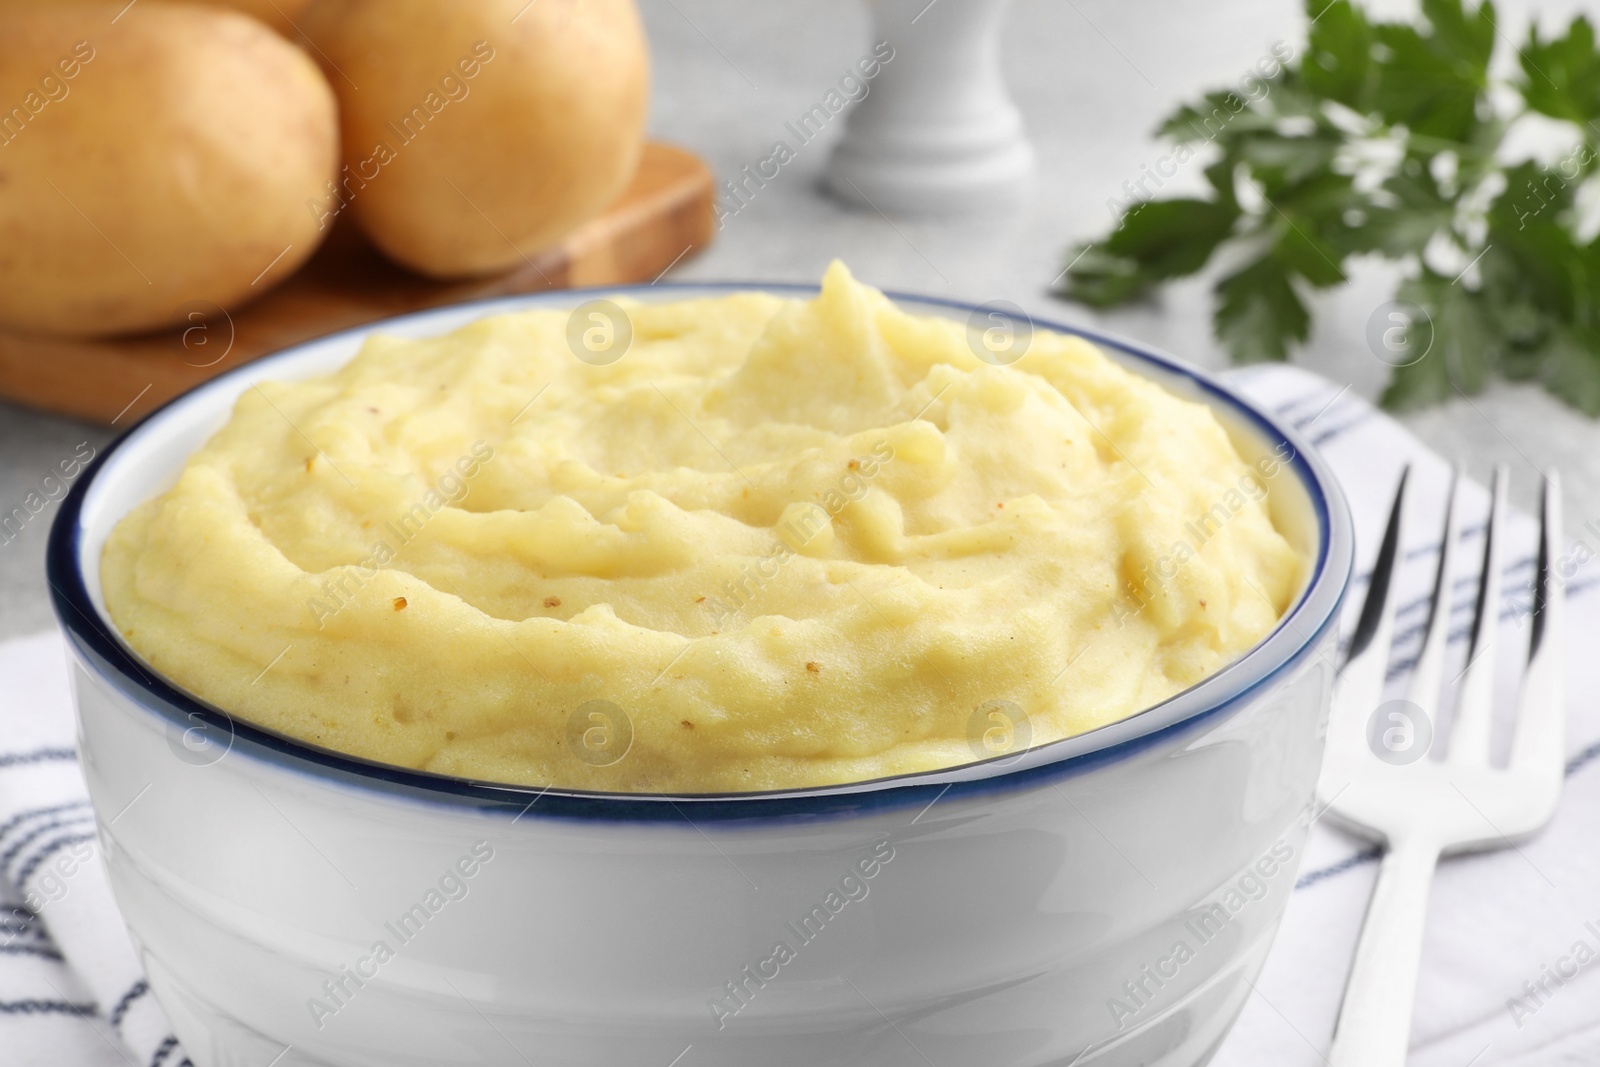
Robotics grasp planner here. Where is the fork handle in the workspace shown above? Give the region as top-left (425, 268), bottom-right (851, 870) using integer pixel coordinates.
top-left (1327, 835), bottom-right (1441, 1067)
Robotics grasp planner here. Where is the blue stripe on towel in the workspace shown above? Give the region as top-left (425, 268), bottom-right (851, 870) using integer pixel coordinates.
top-left (0, 800), bottom-right (91, 851)
top-left (149, 1034), bottom-right (193, 1067)
top-left (12, 832), bottom-right (96, 888)
top-left (0, 909), bottom-right (39, 936)
top-left (1296, 847), bottom-right (1382, 890)
top-left (0, 748), bottom-right (77, 769)
top-left (0, 815), bottom-right (95, 872)
top-left (107, 979), bottom-right (149, 1033)
top-left (0, 999), bottom-right (96, 1015)
top-left (0, 943), bottom-right (63, 961)
top-left (1568, 738), bottom-right (1600, 778)
top-left (1309, 411), bottom-right (1375, 446)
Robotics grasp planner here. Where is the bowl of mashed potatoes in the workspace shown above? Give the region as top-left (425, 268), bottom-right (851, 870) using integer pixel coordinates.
top-left (50, 264), bottom-right (1352, 1067)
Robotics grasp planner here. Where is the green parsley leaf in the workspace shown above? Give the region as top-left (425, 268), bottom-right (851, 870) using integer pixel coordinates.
top-left (1059, 199), bottom-right (1239, 307)
top-left (1054, 0), bottom-right (1600, 414)
top-left (1304, 2), bottom-right (1377, 110)
top-left (1517, 16), bottom-right (1600, 123)
top-left (1214, 256), bottom-right (1311, 362)
top-left (1536, 329), bottom-right (1600, 414)
top-left (1380, 271), bottom-right (1493, 408)
top-left (1370, 19), bottom-right (1487, 143)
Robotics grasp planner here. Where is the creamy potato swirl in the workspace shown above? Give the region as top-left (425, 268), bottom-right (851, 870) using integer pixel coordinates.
top-left (102, 264), bottom-right (1303, 792)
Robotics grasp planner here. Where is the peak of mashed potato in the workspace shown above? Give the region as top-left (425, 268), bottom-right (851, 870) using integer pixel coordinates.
top-left (101, 263), bottom-right (1303, 793)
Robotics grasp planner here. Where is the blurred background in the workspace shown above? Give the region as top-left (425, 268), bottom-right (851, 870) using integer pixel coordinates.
top-left (2, 0), bottom-right (1595, 636)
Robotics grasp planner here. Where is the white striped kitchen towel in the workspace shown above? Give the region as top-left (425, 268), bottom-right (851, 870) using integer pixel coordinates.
top-left (1, 362), bottom-right (1597, 1066)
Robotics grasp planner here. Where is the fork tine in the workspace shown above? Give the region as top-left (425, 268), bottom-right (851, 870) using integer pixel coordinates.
top-left (1405, 468), bottom-right (1460, 721)
top-left (1335, 468), bottom-right (1409, 719)
top-left (1510, 472), bottom-right (1565, 784)
top-left (1449, 464), bottom-right (1508, 766)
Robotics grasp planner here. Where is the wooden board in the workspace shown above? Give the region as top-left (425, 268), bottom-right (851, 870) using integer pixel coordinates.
top-left (0, 142), bottom-right (715, 426)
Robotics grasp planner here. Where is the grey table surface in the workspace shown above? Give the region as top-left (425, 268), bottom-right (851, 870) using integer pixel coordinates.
top-left (3, 0), bottom-right (1597, 642)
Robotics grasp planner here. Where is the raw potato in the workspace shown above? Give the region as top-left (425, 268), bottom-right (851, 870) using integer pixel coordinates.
top-left (0, 3), bottom-right (338, 338)
top-left (188, 0), bottom-right (315, 38)
top-left (301, 0), bottom-right (649, 278)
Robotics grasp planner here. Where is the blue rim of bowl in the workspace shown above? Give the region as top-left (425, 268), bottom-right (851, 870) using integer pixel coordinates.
top-left (47, 282), bottom-right (1353, 825)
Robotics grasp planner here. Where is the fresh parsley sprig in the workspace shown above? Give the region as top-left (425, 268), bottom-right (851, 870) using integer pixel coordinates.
top-left (1057, 0), bottom-right (1600, 414)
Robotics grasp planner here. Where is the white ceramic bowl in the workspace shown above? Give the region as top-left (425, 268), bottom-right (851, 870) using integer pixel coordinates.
top-left (49, 285), bottom-right (1353, 1067)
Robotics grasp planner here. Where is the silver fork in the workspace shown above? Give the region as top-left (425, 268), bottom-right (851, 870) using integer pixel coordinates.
top-left (1318, 465), bottom-right (1565, 1067)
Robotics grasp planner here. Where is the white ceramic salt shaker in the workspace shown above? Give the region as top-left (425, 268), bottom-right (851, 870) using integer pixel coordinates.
top-left (827, 0), bottom-right (1035, 215)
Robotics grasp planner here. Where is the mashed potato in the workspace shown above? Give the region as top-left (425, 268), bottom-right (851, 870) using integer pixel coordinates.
top-left (101, 263), bottom-right (1303, 792)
